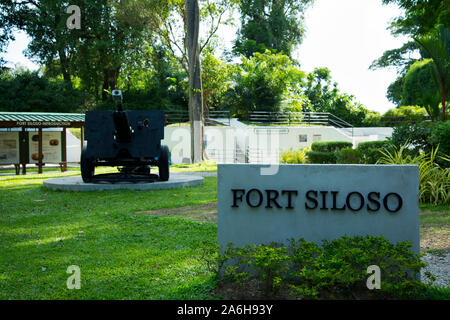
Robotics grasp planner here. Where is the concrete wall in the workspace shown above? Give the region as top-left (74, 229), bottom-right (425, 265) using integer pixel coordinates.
top-left (217, 164), bottom-right (420, 253)
top-left (48, 125), bottom-right (393, 165)
top-left (162, 125), bottom-right (393, 164)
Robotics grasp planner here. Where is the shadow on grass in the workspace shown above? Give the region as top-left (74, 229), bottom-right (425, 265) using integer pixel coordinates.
top-left (0, 177), bottom-right (218, 299)
top-left (0, 216), bottom-right (217, 299)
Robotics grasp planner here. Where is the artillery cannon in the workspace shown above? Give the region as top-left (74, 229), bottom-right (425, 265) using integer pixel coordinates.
top-left (80, 90), bottom-right (169, 183)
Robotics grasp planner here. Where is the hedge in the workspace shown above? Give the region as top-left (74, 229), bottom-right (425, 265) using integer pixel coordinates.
top-left (306, 151), bottom-right (337, 164)
top-left (337, 148), bottom-right (361, 164)
top-left (357, 141), bottom-right (389, 164)
top-left (310, 141), bottom-right (353, 152)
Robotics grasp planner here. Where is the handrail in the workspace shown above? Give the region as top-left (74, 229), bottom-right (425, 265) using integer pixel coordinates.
top-left (247, 111), bottom-right (354, 137)
top-left (164, 110), bottom-right (354, 137)
top-left (165, 110), bottom-right (231, 125)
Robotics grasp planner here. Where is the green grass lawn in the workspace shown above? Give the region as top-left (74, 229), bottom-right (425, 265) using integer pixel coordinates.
top-left (0, 167), bottom-right (447, 300)
top-left (0, 169), bottom-right (218, 299)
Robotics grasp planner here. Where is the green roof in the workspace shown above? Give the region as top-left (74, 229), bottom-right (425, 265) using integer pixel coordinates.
top-left (0, 112), bottom-right (85, 122)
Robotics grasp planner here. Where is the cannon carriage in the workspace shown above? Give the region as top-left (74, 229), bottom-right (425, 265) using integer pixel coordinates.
top-left (80, 90), bottom-right (169, 183)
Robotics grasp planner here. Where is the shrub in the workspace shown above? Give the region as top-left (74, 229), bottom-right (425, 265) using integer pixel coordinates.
top-left (280, 147), bottom-right (310, 164)
top-left (306, 151), bottom-right (337, 164)
top-left (357, 141), bottom-right (390, 164)
top-left (379, 106), bottom-right (429, 126)
top-left (337, 148), bottom-right (361, 164)
top-left (311, 141), bottom-right (353, 152)
top-left (216, 235), bottom-right (431, 300)
top-left (291, 236), bottom-right (427, 299)
top-left (429, 121), bottom-right (450, 158)
top-left (307, 141), bottom-right (352, 164)
top-left (389, 121), bottom-right (450, 167)
top-left (388, 122), bottom-right (434, 156)
top-left (240, 243), bottom-right (290, 296)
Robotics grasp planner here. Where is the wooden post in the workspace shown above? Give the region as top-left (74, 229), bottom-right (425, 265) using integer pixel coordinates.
top-left (38, 127), bottom-right (43, 174)
top-left (80, 125), bottom-right (84, 153)
top-left (21, 127), bottom-right (27, 175)
top-left (62, 128), bottom-right (67, 172)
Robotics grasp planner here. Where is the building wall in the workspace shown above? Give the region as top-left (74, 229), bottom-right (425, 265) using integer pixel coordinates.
top-left (162, 126), bottom-right (393, 164)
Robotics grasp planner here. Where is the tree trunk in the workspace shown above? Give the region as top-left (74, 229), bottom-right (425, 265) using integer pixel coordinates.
top-left (58, 48), bottom-right (72, 90)
top-left (185, 0), bottom-right (204, 163)
top-left (101, 67), bottom-right (121, 101)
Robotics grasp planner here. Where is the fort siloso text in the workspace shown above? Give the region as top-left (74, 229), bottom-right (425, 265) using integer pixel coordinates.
top-left (230, 188), bottom-right (403, 213)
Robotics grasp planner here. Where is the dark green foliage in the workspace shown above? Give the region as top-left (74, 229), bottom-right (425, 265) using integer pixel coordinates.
top-left (401, 59), bottom-right (441, 120)
top-left (386, 76), bottom-right (404, 106)
top-left (413, 24), bottom-right (450, 121)
top-left (218, 236), bottom-right (430, 299)
top-left (221, 51), bottom-right (305, 117)
top-left (240, 243), bottom-right (290, 295)
top-left (372, 0), bottom-right (450, 115)
top-left (302, 68), bottom-right (376, 126)
top-left (91, 45), bottom-right (189, 111)
top-left (388, 121), bottom-right (450, 167)
top-left (357, 141), bottom-right (390, 164)
top-left (310, 141), bottom-right (353, 152)
top-left (379, 105), bottom-right (430, 126)
top-left (388, 122), bottom-right (435, 156)
top-left (337, 148), bottom-right (361, 164)
top-left (306, 151), bottom-right (337, 164)
top-left (308, 141), bottom-right (352, 164)
top-left (429, 120), bottom-right (450, 156)
top-left (234, 0), bottom-right (313, 58)
top-left (423, 286), bottom-right (450, 300)
top-left (0, 70), bottom-right (83, 112)
top-left (381, 0), bottom-right (449, 37)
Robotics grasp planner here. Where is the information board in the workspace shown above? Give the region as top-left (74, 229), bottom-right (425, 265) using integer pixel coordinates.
top-left (28, 132), bottom-right (62, 163)
top-left (0, 132), bottom-right (20, 164)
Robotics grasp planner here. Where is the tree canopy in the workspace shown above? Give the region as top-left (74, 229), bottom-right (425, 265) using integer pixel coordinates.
top-left (371, 0), bottom-right (449, 118)
top-left (233, 0), bottom-right (313, 58)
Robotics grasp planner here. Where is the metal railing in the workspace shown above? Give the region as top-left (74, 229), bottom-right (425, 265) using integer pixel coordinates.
top-left (165, 110), bottom-right (231, 126)
top-left (165, 110), bottom-right (354, 136)
top-left (248, 111), bottom-right (354, 137)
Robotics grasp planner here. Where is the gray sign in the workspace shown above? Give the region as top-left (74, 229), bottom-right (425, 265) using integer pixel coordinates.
top-left (218, 164), bottom-right (420, 253)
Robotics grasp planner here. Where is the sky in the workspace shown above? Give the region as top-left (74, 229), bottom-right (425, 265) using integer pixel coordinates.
top-left (294, 0), bottom-right (412, 114)
top-left (2, 0), bottom-right (413, 114)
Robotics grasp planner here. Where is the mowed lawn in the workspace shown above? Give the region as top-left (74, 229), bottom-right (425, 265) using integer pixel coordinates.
top-left (0, 168), bottom-right (448, 299)
top-left (0, 169), bottom-right (217, 299)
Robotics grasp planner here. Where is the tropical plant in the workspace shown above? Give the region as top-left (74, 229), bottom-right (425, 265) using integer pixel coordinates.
top-left (280, 147), bottom-right (310, 164)
top-left (223, 50), bottom-right (305, 118)
top-left (378, 144), bottom-right (450, 205)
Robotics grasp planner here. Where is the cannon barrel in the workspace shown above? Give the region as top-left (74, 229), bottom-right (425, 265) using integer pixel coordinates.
top-left (111, 90), bottom-right (132, 142)
top-left (113, 110), bottom-right (132, 143)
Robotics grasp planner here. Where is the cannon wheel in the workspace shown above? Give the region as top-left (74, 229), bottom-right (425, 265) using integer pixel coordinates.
top-left (80, 146), bottom-right (95, 183)
top-left (158, 145), bottom-right (169, 181)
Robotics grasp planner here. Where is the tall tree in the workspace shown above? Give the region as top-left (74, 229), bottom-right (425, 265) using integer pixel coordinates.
top-left (233, 0), bottom-right (313, 58)
top-left (0, 0), bottom-right (80, 88)
top-left (0, 12), bottom-right (13, 68)
top-left (186, 0), bottom-right (203, 163)
top-left (370, 0), bottom-right (449, 106)
top-left (153, 0), bottom-right (237, 73)
top-left (414, 24), bottom-right (450, 120)
top-left (153, 0), bottom-right (238, 162)
top-left (0, 0), bottom-right (166, 100)
top-left (400, 59), bottom-right (441, 119)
